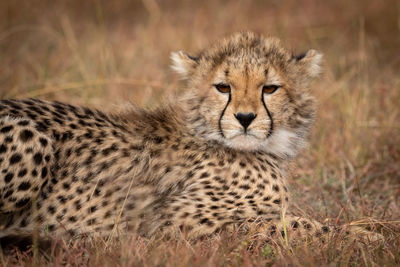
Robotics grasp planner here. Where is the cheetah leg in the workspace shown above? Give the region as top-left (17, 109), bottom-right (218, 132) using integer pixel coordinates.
top-left (0, 117), bottom-right (53, 213)
top-left (240, 214), bottom-right (330, 240)
top-left (241, 213), bottom-right (383, 243)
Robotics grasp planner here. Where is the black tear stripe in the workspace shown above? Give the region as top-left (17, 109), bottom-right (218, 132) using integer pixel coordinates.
top-left (261, 93), bottom-right (274, 138)
top-left (218, 94), bottom-right (231, 138)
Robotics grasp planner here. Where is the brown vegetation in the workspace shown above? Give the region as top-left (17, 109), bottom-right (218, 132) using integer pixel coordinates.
top-left (0, 0), bottom-right (399, 265)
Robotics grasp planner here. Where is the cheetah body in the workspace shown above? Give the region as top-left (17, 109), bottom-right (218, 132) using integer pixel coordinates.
top-left (0, 32), bottom-right (378, 241)
top-left (0, 98), bottom-right (292, 238)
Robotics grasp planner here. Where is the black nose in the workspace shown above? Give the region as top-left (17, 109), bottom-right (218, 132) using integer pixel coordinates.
top-left (234, 112), bottom-right (256, 130)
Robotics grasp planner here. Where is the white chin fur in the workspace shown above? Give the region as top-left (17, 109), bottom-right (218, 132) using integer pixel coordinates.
top-left (224, 135), bottom-right (263, 151)
top-left (223, 128), bottom-right (305, 159)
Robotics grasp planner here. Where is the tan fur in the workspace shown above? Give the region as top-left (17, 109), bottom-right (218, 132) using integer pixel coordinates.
top-left (0, 32), bottom-right (380, 242)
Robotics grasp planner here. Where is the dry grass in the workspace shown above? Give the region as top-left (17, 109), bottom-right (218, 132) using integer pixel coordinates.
top-left (0, 0), bottom-right (399, 266)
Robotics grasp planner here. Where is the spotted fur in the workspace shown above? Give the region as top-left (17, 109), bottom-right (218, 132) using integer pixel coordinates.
top-left (0, 32), bottom-right (380, 242)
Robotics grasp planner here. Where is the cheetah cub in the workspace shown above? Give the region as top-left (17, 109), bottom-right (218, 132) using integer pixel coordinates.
top-left (0, 32), bottom-right (380, 242)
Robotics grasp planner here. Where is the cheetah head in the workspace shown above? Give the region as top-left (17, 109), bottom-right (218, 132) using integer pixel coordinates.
top-left (171, 32), bottom-right (321, 159)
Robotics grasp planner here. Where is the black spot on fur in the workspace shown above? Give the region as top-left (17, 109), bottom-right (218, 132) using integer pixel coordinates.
top-left (15, 198), bottom-right (30, 208)
top-left (33, 153), bottom-right (43, 165)
top-left (257, 184), bottom-right (265, 189)
top-left (5, 136), bottom-right (13, 143)
top-left (57, 195), bottom-right (67, 204)
top-left (41, 167), bottom-right (48, 179)
top-left (18, 181), bottom-right (31, 191)
top-left (74, 200), bottom-right (82, 210)
top-left (4, 172), bottom-right (14, 183)
top-left (269, 225), bottom-right (277, 235)
top-left (20, 219), bottom-right (28, 228)
top-left (35, 122), bottom-right (48, 132)
top-left (4, 189), bottom-right (13, 198)
top-left (89, 206), bottom-right (97, 213)
top-left (239, 184), bottom-right (250, 190)
top-left (39, 138), bottom-right (48, 147)
top-left (273, 199), bottom-right (281, 204)
top-left (153, 136), bottom-right (163, 144)
top-left (61, 131), bottom-right (74, 142)
top-left (48, 205), bottom-right (56, 214)
top-left (19, 129), bottom-right (34, 142)
top-left (17, 120), bottom-right (30, 126)
top-left (101, 144), bottom-right (118, 156)
top-left (200, 172), bottom-right (210, 178)
top-left (9, 153), bottom-right (22, 164)
top-left (291, 221), bottom-right (299, 229)
top-left (0, 125), bottom-right (13, 133)
top-left (199, 218), bottom-right (209, 224)
top-left (62, 182), bottom-right (70, 190)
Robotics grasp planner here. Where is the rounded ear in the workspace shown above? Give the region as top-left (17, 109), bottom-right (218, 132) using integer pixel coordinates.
top-left (170, 51), bottom-right (199, 79)
top-left (294, 49), bottom-right (323, 78)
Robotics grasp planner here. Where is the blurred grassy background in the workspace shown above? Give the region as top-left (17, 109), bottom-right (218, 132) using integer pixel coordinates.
top-left (0, 0), bottom-right (399, 265)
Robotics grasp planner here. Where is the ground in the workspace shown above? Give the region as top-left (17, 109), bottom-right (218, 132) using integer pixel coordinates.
top-left (0, 0), bottom-right (399, 266)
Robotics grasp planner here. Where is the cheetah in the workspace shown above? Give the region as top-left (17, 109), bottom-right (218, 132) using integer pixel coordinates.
top-left (0, 32), bottom-right (380, 242)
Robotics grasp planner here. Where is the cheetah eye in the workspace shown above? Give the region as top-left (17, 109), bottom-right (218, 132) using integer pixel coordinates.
top-left (214, 83), bottom-right (231, 94)
top-left (262, 85), bottom-right (280, 94)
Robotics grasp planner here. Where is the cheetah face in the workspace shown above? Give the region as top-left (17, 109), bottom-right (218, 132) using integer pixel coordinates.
top-left (172, 32), bottom-right (321, 158)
